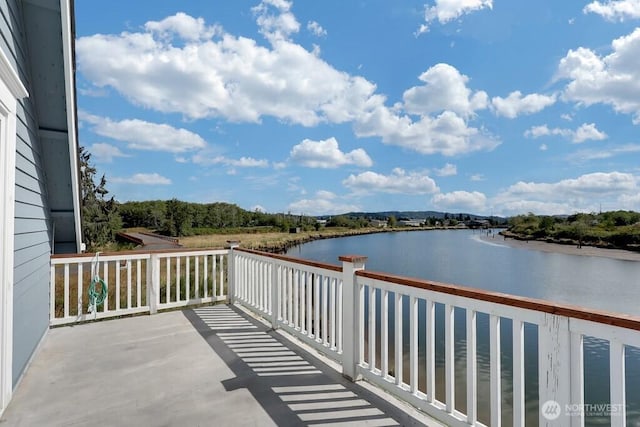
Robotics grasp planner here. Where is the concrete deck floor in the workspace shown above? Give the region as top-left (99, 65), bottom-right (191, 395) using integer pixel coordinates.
top-left (1, 305), bottom-right (443, 426)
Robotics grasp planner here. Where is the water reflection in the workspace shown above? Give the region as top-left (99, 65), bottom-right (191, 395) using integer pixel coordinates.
top-left (289, 230), bottom-right (640, 425)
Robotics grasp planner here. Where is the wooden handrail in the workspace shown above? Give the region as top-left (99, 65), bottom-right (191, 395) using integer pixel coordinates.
top-left (236, 247), bottom-right (342, 272)
top-left (116, 231), bottom-right (144, 245)
top-left (358, 269), bottom-right (640, 331)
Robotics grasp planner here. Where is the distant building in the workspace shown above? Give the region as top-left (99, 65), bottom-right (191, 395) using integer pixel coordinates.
top-left (399, 219), bottom-right (422, 227)
top-left (370, 219), bottom-right (388, 228)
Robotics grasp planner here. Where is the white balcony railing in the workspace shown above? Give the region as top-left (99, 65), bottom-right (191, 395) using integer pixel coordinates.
top-left (50, 248), bottom-right (228, 326)
top-left (230, 247), bottom-right (640, 427)
top-left (232, 248), bottom-right (345, 364)
top-left (50, 245), bottom-right (640, 426)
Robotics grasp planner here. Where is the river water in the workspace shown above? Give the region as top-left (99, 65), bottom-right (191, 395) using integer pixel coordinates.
top-left (286, 229), bottom-right (640, 426)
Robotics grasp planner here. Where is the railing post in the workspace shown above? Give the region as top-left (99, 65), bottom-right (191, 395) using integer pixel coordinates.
top-left (147, 253), bottom-right (160, 314)
top-left (538, 313), bottom-right (571, 426)
top-left (270, 260), bottom-right (279, 329)
top-left (226, 241), bottom-right (240, 305)
top-left (339, 254), bottom-right (367, 382)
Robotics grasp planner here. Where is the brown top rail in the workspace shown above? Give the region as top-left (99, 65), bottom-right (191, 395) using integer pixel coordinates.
top-left (358, 270), bottom-right (640, 332)
top-left (116, 231), bottom-right (144, 245)
top-left (236, 248), bottom-right (343, 272)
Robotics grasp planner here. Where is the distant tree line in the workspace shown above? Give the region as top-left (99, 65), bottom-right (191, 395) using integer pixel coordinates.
top-left (506, 211), bottom-right (640, 250)
top-left (119, 200), bottom-right (319, 236)
top-left (79, 146), bottom-right (505, 253)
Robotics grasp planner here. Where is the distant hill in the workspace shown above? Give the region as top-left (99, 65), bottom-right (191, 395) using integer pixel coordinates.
top-left (317, 210), bottom-right (507, 224)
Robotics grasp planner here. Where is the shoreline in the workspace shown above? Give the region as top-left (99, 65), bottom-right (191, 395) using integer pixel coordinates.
top-left (180, 226), bottom-right (435, 254)
top-left (184, 226), bottom-right (640, 262)
top-left (479, 232), bottom-right (640, 262)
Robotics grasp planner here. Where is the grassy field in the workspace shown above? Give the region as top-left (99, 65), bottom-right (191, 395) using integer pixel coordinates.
top-left (178, 227), bottom-right (395, 252)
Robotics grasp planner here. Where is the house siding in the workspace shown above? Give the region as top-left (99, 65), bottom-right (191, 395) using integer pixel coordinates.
top-left (0, 0), bottom-right (53, 387)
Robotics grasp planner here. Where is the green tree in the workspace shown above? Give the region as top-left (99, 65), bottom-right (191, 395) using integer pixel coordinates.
top-left (539, 216), bottom-right (554, 231)
top-left (79, 146), bottom-right (122, 251)
top-left (162, 198), bottom-right (193, 236)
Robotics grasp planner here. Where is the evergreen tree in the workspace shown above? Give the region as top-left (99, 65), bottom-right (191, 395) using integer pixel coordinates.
top-left (79, 146), bottom-right (121, 251)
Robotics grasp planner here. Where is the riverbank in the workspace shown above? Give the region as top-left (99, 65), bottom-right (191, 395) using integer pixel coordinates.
top-left (480, 232), bottom-right (640, 261)
top-left (179, 226), bottom-right (436, 253)
top-left (162, 226), bottom-right (640, 262)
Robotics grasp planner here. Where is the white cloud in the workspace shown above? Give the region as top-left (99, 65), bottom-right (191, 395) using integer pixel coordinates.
top-left (619, 192), bottom-right (640, 209)
top-left (353, 63), bottom-right (499, 156)
top-left (252, 0), bottom-right (300, 43)
top-left (288, 190), bottom-right (359, 215)
top-left (307, 21), bottom-right (327, 37)
top-left (567, 143), bottom-right (640, 162)
top-left (80, 112), bottom-right (207, 153)
top-left (494, 200), bottom-right (575, 216)
top-left (286, 177), bottom-right (306, 195)
top-left (557, 28), bottom-right (640, 123)
top-left (415, 24), bottom-right (430, 37)
top-left (573, 123), bottom-right (608, 143)
top-left (192, 153), bottom-right (270, 168)
top-left (251, 205), bottom-right (267, 213)
top-left (422, 0), bottom-right (493, 31)
top-left (435, 163), bottom-right (457, 176)
top-left (77, 14), bottom-right (499, 157)
top-left (431, 190), bottom-right (487, 211)
top-left (525, 125), bottom-right (561, 139)
top-left (77, 13), bottom-right (375, 126)
top-left (355, 106), bottom-right (500, 156)
top-left (492, 171), bottom-right (639, 215)
top-left (316, 190), bottom-right (335, 199)
top-left (343, 168), bottom-right (439, 195)
top-left (289, 137), bottom-right (372, 168)
top-left (491, 91), bottom-right (556, 118)
top-left (403, 64), bottom-right (488, 118)
top-left (232, 157), bottom-right (270, 167)
top-left (354, 64), bottom-right (499, 156)
top-left (524, 123), bottom-right (607, 143)
top-left (470, 174), bottom-right (485, 181)
top-left (507, 172), bottom-right (636, 194)
top-left (112, 173), bottom-right (172, 185)
top-left (144, 12), bottom-right (221, 41)
top-left (583, 0), bottom-right (640, 21)
top-left (89, 143), bottom-right (130, 163)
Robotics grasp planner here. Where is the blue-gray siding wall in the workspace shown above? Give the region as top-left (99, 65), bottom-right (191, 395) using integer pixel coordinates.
top-left (0, 0), bottom-right (53, 387)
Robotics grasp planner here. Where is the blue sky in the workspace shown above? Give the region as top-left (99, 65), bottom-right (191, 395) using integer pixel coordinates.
top-left (75, 0), bottom-right (640, 216)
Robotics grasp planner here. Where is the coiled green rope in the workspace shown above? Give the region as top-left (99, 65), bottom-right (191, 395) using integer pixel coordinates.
top-left (88, 275), bottom-right (107, 309)
top-left (88, 252), bottom-right (107, 314)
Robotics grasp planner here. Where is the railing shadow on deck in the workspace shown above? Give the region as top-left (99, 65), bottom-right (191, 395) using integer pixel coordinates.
top-left (182, 304), bottom-right (435, 427)
top-left (50, 246), bottom-right (640, 426)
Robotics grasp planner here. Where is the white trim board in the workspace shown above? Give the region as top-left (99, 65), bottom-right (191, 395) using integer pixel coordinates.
top-left (0, 43), bottom-right (28, 418)
top-left (60, 0), bottom-right (82, 253)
